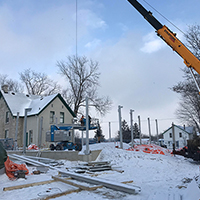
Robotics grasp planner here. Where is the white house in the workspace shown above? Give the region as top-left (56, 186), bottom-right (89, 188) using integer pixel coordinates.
top-left (162, 124), bottom-right (194, 149)
top-left (0, 85), bottom-right (76, 148)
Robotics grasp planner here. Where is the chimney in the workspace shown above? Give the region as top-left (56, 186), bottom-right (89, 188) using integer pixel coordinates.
top-left (1, 85), bottom-right (9, 93)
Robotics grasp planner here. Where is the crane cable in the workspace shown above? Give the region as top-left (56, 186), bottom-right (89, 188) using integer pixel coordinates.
top-left (76, 0), bottom-right (78, 60)
top-left (142, 0), bottom-right (186, 36)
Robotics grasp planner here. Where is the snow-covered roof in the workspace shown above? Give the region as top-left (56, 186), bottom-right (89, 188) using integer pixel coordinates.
top-left (0, 90), bottom-right (75, 117)
top-left (176, 125), bottom-right (194, 134)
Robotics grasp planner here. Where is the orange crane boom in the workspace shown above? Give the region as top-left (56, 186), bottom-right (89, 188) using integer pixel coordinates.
top-left (127, 0), bottom-right (200, 92)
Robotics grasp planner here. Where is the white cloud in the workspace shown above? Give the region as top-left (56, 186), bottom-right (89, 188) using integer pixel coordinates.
top-left (140, 32), bottom-right (164, 53)
top-left (86, 30), bottom-right (184, 138)
top-left (85, 39), bottom-right (101, 49)
top-left (78, 9), bottom-right (107, 30)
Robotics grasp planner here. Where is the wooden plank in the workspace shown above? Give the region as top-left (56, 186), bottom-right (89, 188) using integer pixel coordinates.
top-left (52, 176), bottom-right (89, 190)
top-left (3, 180), bottom-right (56, 191)
top-left (121, 180), bottom-right (134, 184)
top-left (87, 185), bottom-right (104, 191)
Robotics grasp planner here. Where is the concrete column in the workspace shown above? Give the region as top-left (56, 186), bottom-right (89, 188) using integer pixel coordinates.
top-left (155, 119), bottom-right (159, 143)
top-left (39, 117), bottom-right (43, 149)
top-left (23, 108), bottom-right (32, 154)
top-left (14, 112), bottom-right (19, 150)
top-left (148, 117), bottom-right (151, 144)
top-left (118, 105), bottom-right (123, 149)
top-left (109, 122), bottom-right (111, 142)
top-left (85, 97), bottom-right (90, 155)
top-left (130, 109), bottom-right (134, 147)
top-left (138, 115), bottom-right (141, 145)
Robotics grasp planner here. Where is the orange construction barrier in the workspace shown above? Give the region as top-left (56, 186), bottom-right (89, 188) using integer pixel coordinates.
top-left (4, 156), bottom-right (29, 179)
top-left (127, 144), bottom-right (167, 155)
top-left (28, 144), bottom-right (38, 150)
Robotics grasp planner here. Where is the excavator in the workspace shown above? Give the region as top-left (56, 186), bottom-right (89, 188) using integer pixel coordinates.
top-left (127, 0), bottom-right (200, 93)
top-left (127, 0), bottom-right (200, 160)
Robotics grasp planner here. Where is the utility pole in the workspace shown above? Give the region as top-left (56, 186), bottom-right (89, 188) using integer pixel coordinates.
top-left (130, 109), bottom-right (134, 147)
top-left (148, 117), bottom-right (151, 144)
top-left (118, 105), bottom-right (123, 149)
top-left (23, 108), bottom-right (32, 154)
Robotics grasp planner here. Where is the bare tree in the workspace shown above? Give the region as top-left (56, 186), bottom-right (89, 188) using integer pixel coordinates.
top-left (19, 68), bottom-right (61, 96)
top-left (171, 24), bottom-right (200, 132)
top-left (0, 74), bottom-right (24, 92)
top-left (185, 24), bottom-right (200, 59)
top-left (57, 55), bottom-right (112, 116)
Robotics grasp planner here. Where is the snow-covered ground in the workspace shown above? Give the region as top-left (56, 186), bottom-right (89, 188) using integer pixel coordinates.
top-left (0, 142), bottom-right (200, 200)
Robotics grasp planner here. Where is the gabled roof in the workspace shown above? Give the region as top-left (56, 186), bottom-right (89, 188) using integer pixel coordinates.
top-left (162, 124), bottom-right (193, 135)
top-left (0, 90), bottom-right (76, 117)
top-left (176, 125), bottom-right (194, 134)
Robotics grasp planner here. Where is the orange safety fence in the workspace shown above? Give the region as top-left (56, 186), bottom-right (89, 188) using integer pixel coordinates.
top-left (126, 144), bottom-right (170, 155)
top-left (28, 144), bottom-right (38, 150)
top-left (4, 156), bottom-right (29, 179)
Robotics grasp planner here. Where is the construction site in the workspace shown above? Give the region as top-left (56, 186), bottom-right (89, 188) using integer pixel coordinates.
top-left (1, 142), bottom-right (200, 200)
top-left (1, 0), bottom-right (200, 199)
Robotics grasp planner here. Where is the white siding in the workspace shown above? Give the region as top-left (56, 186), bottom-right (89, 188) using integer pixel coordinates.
top-left (163, 126), bottom-right (189, 149)
top-left (26, 96), bottom-right (74, 147)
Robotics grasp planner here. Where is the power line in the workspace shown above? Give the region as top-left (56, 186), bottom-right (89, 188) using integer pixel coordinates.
top-left (76, 0), bottom-right (78, 59)
top-left (100, 118), bottom-right (177, 124)
top-left (142, 0), bottom-right (186, 36)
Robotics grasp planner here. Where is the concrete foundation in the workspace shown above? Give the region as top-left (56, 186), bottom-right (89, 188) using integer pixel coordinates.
top-left (7, 149), bottom-right (101, 162)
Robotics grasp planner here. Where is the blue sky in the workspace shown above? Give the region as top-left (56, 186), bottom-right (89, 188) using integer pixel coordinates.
top-left (1, 0), bottom-right (200, 138)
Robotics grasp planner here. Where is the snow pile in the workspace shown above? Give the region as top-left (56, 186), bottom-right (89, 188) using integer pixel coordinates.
top-left (0, 142), bottom-right (200, 200)
top-left (84, 142), bottom-right (200, 199)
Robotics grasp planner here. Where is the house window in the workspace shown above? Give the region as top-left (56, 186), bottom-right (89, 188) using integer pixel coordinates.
top-left (50, 111), bottom-right (55, 124)
top-left (179, 132), bottom-right (182, 138)
top-left (169, 133), bottom-right (172, 138)
top-left (5, 130), bottom-right (9, 138)
top-left (5, 111), bottom-right (9, 123)
top-left (60, 112), bottom-right (64, 123)
top-left (29, 130), bottom-right (33, 144)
